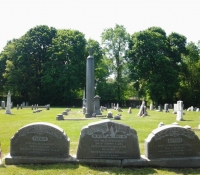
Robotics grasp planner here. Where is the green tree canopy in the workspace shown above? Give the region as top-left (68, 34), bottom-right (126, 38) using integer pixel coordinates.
top-left (128, 27), bottom-right (187, 104)
top-left (101, 24), bottom-right (130, 101)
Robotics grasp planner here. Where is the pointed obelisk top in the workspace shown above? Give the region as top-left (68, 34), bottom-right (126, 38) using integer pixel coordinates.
top-left (89, 48), bottom-right (93, 56)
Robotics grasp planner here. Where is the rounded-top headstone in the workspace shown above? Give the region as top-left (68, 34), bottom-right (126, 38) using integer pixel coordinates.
top-left (10, 122), bottom-right (70, 158)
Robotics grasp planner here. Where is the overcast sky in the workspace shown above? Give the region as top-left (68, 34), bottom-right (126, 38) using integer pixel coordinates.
top-left (0, 0), bottom-right (200, 52)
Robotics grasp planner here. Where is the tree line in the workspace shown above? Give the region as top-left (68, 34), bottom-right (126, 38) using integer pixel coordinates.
top-left (0, 24), bottom-right (199, 107)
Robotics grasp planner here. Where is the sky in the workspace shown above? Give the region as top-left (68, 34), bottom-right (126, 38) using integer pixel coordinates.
top-left (0, 0), bottom-right (200, 52)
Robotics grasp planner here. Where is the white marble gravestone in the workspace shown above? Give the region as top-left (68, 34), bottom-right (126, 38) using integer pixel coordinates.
top-left (5, 91), bottom-right (11, 114)
top-left (176, 101), bottom-right (183, 121)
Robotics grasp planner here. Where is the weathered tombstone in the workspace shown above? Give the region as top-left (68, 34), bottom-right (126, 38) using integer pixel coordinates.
top-left (191, 106), bottom-right (194, 111)
top-left (1, 101), bottom-right (5, 109)
top-left (163, 103), bottom-right (169, 112)
top-left (5, 91), bottom-right (11, 114)
top-left (111, 103), bottom-right (113, 109)
top-left (128, 107), bottom-right (132, 114)
top-left (196, 108), bottom-right (199, 112)
top-left (173, 104), bottom-right (177, 114)
top-left (20, 104), bottom-right (22, 109)
top-left (46, 104), bottom-right (50, 110)
top-left (138, 100), bottom-right (147, 116)
top-left (5, 122), bottom-right (71, 165)
top-left (82, 106), bottom-right (86, 114)
top-left (114, 114), bottom-right (121, 120)
top-left (17, 104), bottom-right (19, 110)
top-left (150, 103), bottom-right (153, 110)
top-left (56, 114), bottom-right (64, 120)
top-left (62, 111), bottom-right (68, 115)
top-left (157, 105), bottom-right (162, 112)
top-left (77, 120), bottom-right (140, 159)
top-left (145, 125), bottom-right (200, 159)
top-left (107, 111), bottom-right (113, 118)
top-left (94, 95), bottom-right (102, 115)
top-left (176, 101), bottom-right (183, 121)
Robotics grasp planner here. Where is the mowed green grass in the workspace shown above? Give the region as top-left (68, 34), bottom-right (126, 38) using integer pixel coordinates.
top-left (1, 107), bottom-right (200, 175)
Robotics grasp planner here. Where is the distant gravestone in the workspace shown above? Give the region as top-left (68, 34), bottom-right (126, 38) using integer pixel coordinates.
top-left (5, 91), bottom-right (11, 114)
top-left (77, 120), bottom-right (140, 159)
top-left (1, 101), bottom-right (5, 109)
top-left (163, 103), bottom-right (169, 112)
top-left (145, 125), bottom-right (200, 159)
top-left (107, 111), bottom-right (113, 118)
top-left (128, 107), bottom-right (132, 114)
top-left (5, 122), bottom-right (70, 164)
top-left (94, 95), bottom-right (102, 115)
top-left (176, 101), bottom-right (183, 121)
top-left (150, 103), bottom-right (153, 110)
top-left (173, 104), bottom-right (177, 114)
top-left (56, 114), bottom-right (64, 120)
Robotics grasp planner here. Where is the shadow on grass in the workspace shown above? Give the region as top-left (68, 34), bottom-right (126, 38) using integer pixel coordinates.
top-left (16, 163), bottom-right (79, 170)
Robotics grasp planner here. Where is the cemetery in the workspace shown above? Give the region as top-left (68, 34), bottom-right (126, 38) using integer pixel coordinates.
top-left (0, 22), bottom-right (200, 175)
top-left (1, 105), bottom-right (200, 174)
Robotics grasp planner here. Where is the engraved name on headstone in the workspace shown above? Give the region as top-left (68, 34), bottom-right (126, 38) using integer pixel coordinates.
top-left (145, 125), bottom-right (200, 159)
top-left (10, 122), bottom-right (70, 158)
top-left (77, 120), bottom-right (140, 159)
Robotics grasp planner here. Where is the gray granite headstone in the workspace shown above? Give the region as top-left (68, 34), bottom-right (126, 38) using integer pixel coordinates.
top-left (1, 101), bottom-right (5, 109)
top-left (145, 125), bottom-right (200, 159)
top-left (11, 122), bottom-right (69, 157)
top-left (5, 122), bottom-right (71, 164)
top-left (77, 119), bottom-right (140, 159)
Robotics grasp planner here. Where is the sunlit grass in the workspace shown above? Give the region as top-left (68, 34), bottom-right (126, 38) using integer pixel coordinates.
top-left (1, 107), bottom-right (200, 174)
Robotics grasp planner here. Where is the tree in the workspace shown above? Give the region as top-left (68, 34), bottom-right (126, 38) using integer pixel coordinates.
top-left (128, 27), bottom-right (187, 105)
top-left (101, 24), bottom-right (130, 101)
top-left (41, 29), bottom-right (87, 105)
top-left (178, 42), bottom-right (200, 106)
top-left (2, 25), bottom-right (57, 103)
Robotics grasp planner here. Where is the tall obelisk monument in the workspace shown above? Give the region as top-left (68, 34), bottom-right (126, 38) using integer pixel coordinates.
top-left (85, 48), bottom-right (94, 118)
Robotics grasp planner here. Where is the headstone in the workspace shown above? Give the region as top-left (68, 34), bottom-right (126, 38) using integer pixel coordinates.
top-left (138, 100), bottom-right (147, 116)
top-left (191, 106), bottom-right (194, 111)
top-left (107, 111), bottom-right (113, 118)
top-left (46, 104), bottom-right (50, 110)
top-left (20, 104), bottom-right (22, 109)
top-left (176, 101), bottom-right (183, 121)
top-left (56, 114), bottom-right (64, 120)
top-left (5, 122), bottom-right (71, 165)
top-left (5, 91), bottom-right (11, 114)
top-left (82, 106), bottom-right (86, 114)
top-left (94, 95), bottom-right (102, 115)
top-left (128, 107), bottom-right (132, 114)
top-left (114, 114), bottom-right (121, 120)
top-left (196, 108), bottom-right (199, 112)
top-left (77, 120), bottom-right (140, 159)
top-left (157, 105), bottom-right (162, 112)
top-left (173, 104), bottom-right (177, 114)
top-left (1, 101), bottom-right (5, 109)
top-left (163, 103), bottom-right (169, 112)
top-left (62, 111), bottom-right (68, 115)
top-left (150, 103), bottom-right (153, 110)
top-left (17, 104), bottom-right (19, 110)
top-left (145, 125), bottom-right (200, 159)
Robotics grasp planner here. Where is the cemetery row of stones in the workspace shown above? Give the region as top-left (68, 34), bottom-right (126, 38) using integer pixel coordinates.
top-left (4, 119), bottom-right (200, 168)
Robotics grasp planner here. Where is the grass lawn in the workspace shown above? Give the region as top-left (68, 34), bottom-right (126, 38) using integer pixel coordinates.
top-left (1, 107), bottom-right (200, 175)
